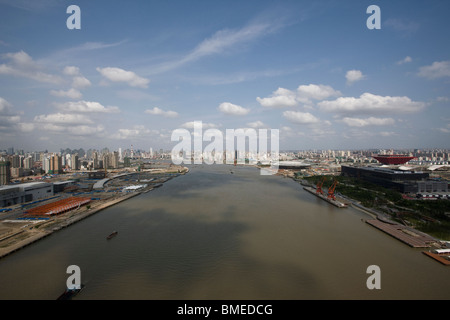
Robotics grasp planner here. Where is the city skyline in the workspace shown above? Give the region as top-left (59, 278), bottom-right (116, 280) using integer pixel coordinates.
top-left (0, 0), bottom-right (450, 152)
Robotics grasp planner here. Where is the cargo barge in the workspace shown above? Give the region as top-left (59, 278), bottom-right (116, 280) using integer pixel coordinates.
top-left (303, 186), bottom-right (348, 208)
top-left (57, 284), bottom-right (85, 300)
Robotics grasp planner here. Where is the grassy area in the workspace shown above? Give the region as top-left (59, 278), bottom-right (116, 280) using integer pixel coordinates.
top-left (299, 174), bottom-right (450, 240)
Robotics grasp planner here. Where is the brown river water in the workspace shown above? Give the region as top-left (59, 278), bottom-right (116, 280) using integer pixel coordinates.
top-left (0, 164), bottom-right (449, 300)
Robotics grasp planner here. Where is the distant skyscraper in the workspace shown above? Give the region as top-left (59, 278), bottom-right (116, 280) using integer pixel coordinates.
top-left (119, 148), bottom-right (123, 162)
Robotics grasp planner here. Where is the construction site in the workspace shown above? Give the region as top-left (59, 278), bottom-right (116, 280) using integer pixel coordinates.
top-left (0, 163), bottom-right (189, 259)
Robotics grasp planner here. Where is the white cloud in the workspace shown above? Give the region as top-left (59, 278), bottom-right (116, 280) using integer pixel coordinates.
top-left (16, 122), bottom-right (35, 132)
top-left (318, 93), bottom-right (426, 115)
top-left (63, 66), bottom-right (80, 76)
top-left (340, 117), bottom-right (395, 127)
top-left (34, 113), bottom-right (93, 125)
top-left (418, 61), bottom-right (450, 79)
top-left (72, 76), bottom-right (91, 89)
top-left (246, 121), bottom-right (266, 128)
top-left (67, 125), bottom-right (105, 136)
top-left (111, 125), bottom-right (159, 140)
top-left (218, 102), bottom-right (250, 115)
top-left (96, 67), bottom-right (150, 88)
top-left (397, 56), bottom-right (412, 65)
top-left (0, 97), bottom-right (32, 133)
top-left (55, 100), bottom-right (120, 113)
top-left (257, 88), bottom-right (298, 108)
top-left (283, 111), bottom-right (320, 124)
top-left (257, 84), bottom-right (341, 108)
top-left (0, 50), bottom-right (62, 84)
top-left (145, 107), bottom-right (179, 118)
top-left (297, 84), bottom-right (341, 102)
top-left (379, 131), bottom-right (397, 137)
top-left (50, 88), bottom-right (82, 99)
top-left (181, 121), bottom-right (218, 129)
top-left (345, 70), bottom-right (365, 84)
top-left (152, 21), bottom-right (283, 74)
top-left (0, 97), bottom-right (12, 113)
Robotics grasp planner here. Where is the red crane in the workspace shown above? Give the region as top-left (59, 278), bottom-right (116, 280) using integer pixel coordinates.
top-left (316, 177), bottom-right (325, 195)
top-left (327, 179), bottom-right (338, 200)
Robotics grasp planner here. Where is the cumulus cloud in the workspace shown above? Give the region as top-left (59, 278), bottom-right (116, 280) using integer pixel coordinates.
top-left (297, 84), bottom-right (341, 102)
top-left (397, 56), bottom-right (412, 65)
top-left (0, 97), bottom-right (34, 133)
top-left (418, 61), bottom-right (450, 79)
top-left (345, 70), bottom-right (365, 84)
top-left (55, 100), bottom-right (120, 113)
top-left (50, 88), bottom-right (82, 99)
top-left (96, 67), bottom-right (149, 88)
top-left (181, 121), bottom-right (218, 129)
top-left (257, 84), bottom-right (341, 108)
top-left (145, 107), bottom-right (179, 118)
top-left (34, 113), bottom-right (93, 125)
top-left (246, 121), bottom-right (266, 128)
top-left (63, 66), bottom-right (80, 76)
top-left (62, 65), bottom-right (91, 89)
top-left (318, 93), bottom-right (426, 115)
top-left (72, 76), bottom-right (91, 89)
top-left (257, 88), bottom-right (298, 108)
top-left (340, 117), bottom-right (395, 127)
top-left (0, 50), bottom-right (62, 84)
top-left (112, 125), bottom-right (159, 140)
top-left (218, 102), bottom-right (250, 115)
top-left (283, 111), bottom-right (320, 124)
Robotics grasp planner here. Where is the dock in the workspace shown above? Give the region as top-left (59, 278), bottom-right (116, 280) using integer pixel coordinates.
top-left (422, 251), bottom-right (450, 266)
top-left (365, 219), bottom-right (437, 248)
top-left (303, 186), bottom-right (348, 208)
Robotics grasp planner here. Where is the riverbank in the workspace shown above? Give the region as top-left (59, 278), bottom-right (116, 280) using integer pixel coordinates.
top-left (0, 166), bottom-right (189, 260)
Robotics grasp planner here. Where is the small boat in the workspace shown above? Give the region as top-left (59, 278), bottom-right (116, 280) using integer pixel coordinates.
top-left (107, 231), bottom-right (118, 240)
top-left (57, 284), bottom-right (85, 300)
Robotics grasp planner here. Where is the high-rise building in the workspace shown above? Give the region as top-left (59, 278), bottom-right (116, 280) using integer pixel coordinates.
top-left (42, 156), bottom-right (50, 174)
top-left (71, 154), bottom-right (79, 170)
top-left (23, 156), bottom-right (34, 170)
top-left (49, 154), bottom-right (62, 174)
top-left (111, 151), bottom-right (119, 169)
top-left (11, 155), bottom-right (21, 168)
top-left (93, 151), bottom-right (99, 169)
top-left (0, 160), bottom-right (11, 185)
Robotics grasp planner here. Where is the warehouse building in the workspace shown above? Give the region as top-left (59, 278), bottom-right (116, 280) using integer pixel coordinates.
top-left (0, 182), bottom-right (54, 208)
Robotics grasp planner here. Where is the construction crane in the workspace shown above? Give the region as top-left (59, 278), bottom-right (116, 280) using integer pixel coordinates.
top-left (316, 177), bottom-right (325, 195)
top-left (327, 179), bottom-right (338, 200)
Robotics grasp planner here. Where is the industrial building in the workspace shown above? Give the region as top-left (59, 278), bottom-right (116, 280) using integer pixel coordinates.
top-left (0, 182), bottom-right (54, 208)
top-left (341, 165), bottom-right (448, 194)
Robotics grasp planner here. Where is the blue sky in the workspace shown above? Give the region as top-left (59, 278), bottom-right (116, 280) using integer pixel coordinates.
top-left (0, 0), bottom-right (449, 152)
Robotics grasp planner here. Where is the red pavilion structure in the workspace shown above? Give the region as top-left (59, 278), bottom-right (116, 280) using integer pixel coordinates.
top-left (372, 154), bottom-right (415, 165)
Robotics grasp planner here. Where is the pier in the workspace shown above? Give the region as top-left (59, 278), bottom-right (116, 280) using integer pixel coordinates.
top-left (365, 219), bottom-right (437, 248)
top-left (303, 186), bottom-right (348, 208)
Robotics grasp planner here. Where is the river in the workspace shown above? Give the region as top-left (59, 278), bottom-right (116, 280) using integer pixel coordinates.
top-left (0, 164), bottom-right (448, 300)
